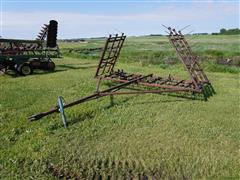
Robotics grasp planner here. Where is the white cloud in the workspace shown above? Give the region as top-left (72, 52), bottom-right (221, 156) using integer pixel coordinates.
top-left (1, 2), bottom-right (239, 39)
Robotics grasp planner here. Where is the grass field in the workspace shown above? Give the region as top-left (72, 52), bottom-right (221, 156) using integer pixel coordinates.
top-left (0, 35), bottom-right (239, 179)
top-left (62, 34), bottom-right (240, 73)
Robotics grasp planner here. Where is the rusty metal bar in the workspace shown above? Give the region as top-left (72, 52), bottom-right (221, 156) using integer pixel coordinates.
top-left (28, 74), bottom-right (152, 121)
top-left (101, 34), bottom-right (118, 75)
top-left (109, 33), bottom-right (125, 72)
top-left (101, 77), bottom-right (201, 93)
top-left (99, 88), bottom-right (193, 96)
top-left (95, 35), bottom-right (111, 77)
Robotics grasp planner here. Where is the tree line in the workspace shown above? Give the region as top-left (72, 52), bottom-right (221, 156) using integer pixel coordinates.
top-left (212, 28), bottom-right (240, 35)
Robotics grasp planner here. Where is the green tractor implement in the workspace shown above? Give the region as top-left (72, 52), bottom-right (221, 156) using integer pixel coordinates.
top-left (0, 20), bottom-right (60, 76)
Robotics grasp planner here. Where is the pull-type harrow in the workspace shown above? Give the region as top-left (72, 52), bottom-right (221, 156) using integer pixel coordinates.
top-left (29, 27), bottom-right (215, 122)
top-left (0, 20), bottom-right (60, 75)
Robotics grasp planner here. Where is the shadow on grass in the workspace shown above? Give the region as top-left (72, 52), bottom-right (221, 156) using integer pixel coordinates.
top-left (100, 91), bottom-right (203, 115)
top-left (45, 93), bottom-right (202, 131)
top-left (2, 63), bottom-right (98, 78)
top-left (46, 111), bottom-right (95, 131)
top-left (45, 86), bottom-right (205, 130)
top-left (57, 64), bottom-right (97, 70)
top-left (103, 95), bottom-right (134, 109)
top-left (67, 111), bottom-right (95, 127)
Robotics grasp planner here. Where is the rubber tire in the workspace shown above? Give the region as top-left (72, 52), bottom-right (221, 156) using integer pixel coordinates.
top-left (18, 64), bottom-right (33, 76)
top-left (47, 61), bottom-right (55, 71)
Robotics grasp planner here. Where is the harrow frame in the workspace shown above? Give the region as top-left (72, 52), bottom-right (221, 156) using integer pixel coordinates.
top-left (94, 30), bottom-right (215, 99)
top-left (29, 27), bottom-right (215, 122)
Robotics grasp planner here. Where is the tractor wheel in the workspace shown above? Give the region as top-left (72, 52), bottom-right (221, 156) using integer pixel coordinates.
top-left (18, 64), bottom-right (33, 76)
top-left (47, 61), bottom-right (55, 71)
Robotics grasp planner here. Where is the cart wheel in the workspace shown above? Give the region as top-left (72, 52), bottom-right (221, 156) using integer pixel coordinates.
top-left (19, 64), bottom-right (33, 76)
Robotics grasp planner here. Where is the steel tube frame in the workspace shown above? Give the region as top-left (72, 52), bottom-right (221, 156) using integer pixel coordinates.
top-left (28, 74), bottom-right (152, 121)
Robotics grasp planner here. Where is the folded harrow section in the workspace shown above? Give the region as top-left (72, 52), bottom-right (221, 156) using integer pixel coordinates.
top-left (103, 70), bottom-right (198, 92)
top-left (95, 28), bottom-right (215, 98)
top-left (95, 33), bottom-right (126, 77)
top-left (167, 27), bottom-right (210, 88)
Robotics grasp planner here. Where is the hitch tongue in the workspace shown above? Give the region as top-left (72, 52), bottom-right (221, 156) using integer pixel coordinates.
top-left (28, 112), bottom-right (45, 121)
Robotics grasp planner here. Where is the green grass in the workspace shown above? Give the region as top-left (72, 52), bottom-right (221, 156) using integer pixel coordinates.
top-left (0, 35), bottom-right (240, 179)
top-left (61, 35), bottom-right (240, 73)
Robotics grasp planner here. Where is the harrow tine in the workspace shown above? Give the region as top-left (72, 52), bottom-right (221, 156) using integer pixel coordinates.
top-left (180, 25), bottom-right (191, 32)
top-left (161, 24), bottom-right (169, 30)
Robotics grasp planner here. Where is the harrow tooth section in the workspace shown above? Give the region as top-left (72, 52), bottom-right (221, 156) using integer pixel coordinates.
top-left (167, 27), bottom-right (211, 89)
top-left (95, 27), bottom-right (213, 97)
top-left (95, 33), bottom-right (126, 77)
top-left (96, 30), bottom-right (204, 87)
top-left (102, 70), bottom-right (198, 92)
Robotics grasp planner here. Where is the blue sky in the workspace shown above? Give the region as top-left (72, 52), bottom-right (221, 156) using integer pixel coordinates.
top-left (1, 0), bottom-right (239, 39)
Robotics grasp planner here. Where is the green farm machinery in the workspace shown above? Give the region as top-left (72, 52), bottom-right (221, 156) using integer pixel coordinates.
top-left (0, 20), bottom-right (60, 75)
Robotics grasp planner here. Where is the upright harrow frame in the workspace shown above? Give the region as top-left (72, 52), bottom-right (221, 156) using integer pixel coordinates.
top-left (29, 27), bottom-right (215, 122)
top-left (94, 30), bottom-right (214, 98)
